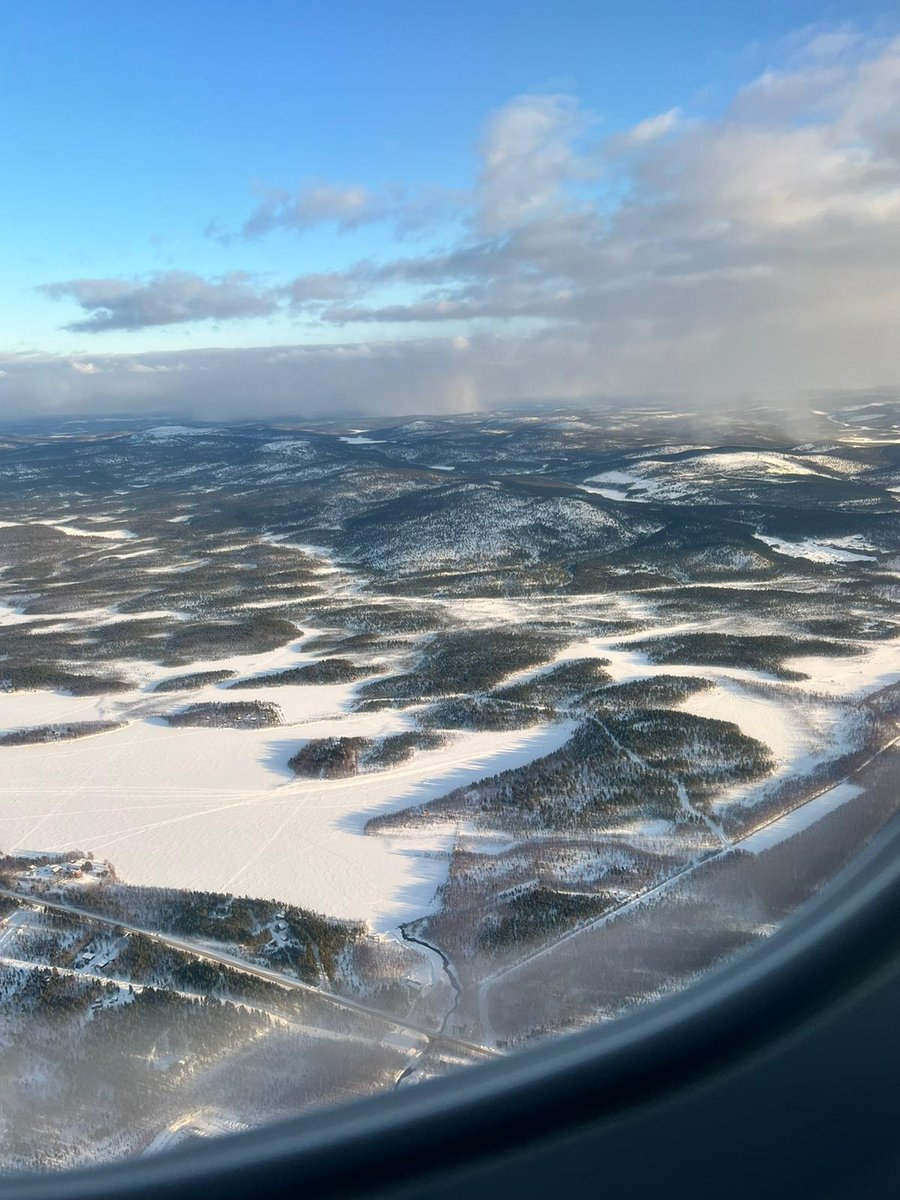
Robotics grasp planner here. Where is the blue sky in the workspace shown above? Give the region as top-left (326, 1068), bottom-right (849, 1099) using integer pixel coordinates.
top-left (2, 1), bottom-right (899, 415)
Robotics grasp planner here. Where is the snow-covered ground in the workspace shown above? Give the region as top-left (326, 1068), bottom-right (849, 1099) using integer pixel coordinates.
top-left (581, 448), bottom-right (867, 504)
top-left (130, 426), bottom-right (210, 443)
top-left (463, 608), bottom-right (898, 810)
top-left (679, 679), bottom-right (854, 808)
top-left (741, 783), bottom-right (864, 853)
top-left (142, 1111), bottom-right (250, 1157)
top-left (579, 472), bottom-right (644, 502)
top-left (783, 640), bottom-right (900, 697)
top-left (754, 533), bottom-right (876, 564)
top-left (0, 656), bottom-right (572, 930)
top-left (2, 554), bottom-right (895, 936)
top-left (0, 520), bottom-right (138, 541)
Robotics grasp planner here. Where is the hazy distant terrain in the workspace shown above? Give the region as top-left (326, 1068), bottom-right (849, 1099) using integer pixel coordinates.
top-left (0, 397), bottom-right (897, 1170)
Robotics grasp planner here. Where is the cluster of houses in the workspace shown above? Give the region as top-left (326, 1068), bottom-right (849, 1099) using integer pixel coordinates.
top-left (22, 856), bottom-right (110, 884)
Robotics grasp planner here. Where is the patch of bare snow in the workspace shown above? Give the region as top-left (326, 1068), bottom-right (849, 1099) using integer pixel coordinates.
top-left (754, 533), bottom-right (876, 563)
top-left (16, 521), bottom-right (138, 541)
top-left (143, 559), bottom-right (209, 574)
top-left (99, 549), bottom-right (159, 561)
top-left (131, 426), bottom-right (205, 442)
top-left (581, 470), bottom-right (649, 502)
top-left (782, 639), bottom-right (900, 697)
top-left (741, 783), bottom-right (864, 854)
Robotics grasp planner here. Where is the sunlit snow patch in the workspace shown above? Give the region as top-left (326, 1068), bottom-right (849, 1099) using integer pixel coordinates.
top-left (754, 534), bottom-right (876, 563)
top-left (44, 521), bottom-right (137, 540)
top-left (741, 783), bottom-right (863, 853)
top-left (131, 425), bottom-right (210, 442)
top-left (583, 450), bottom-right (831, 504)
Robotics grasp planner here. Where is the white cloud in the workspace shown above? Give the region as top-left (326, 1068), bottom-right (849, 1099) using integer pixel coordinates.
top-left (242, 181), bottom-right (391, 236)
top-left (41, 272), bottom-right (279, 332)
top-left (622, 107), bottom-right (683, 144)
top-left (28, 26), bottom-right (900, 411)
top-left (236, 179), bottom-right (458, 239)
top-left (475, 93), bottom-right (593, 234)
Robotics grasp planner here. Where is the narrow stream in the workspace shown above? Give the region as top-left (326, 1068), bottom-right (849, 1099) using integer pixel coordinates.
top-left (395, 923), bottom-right (462, 1086)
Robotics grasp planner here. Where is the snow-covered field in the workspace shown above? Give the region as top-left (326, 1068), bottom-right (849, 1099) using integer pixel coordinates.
top-left (0, 662), bottom-right (572, 930)
top-left (0, 520), bottom-right (137, 541)
top-left (741, 782), bottom-right (864, 854)
top-left (581, 450), bottom-right (833, 504)
top-left (783, 640), bottom-right (900, 697)
top-left (679, 679), bottom-right (854, 808)
top-left (754, 534), bottom-right (877, 564)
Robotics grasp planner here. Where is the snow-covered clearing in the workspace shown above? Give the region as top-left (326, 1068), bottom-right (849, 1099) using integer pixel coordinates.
top-left (143, 560), bottom-right (208, 574)
top-left (741, 783), bottom-right (864, 853)
top-left (703, 451), bottom-right (820, 476)
top-left (0, 520), bottom-right (137, 541)
top-left (0, 602), bottom-right (56, 627)
top-left (131, 426), bottom-right (210, 443)
top-left (783, 639), bottom-right (900, 697)
top-left (142, 1111), bottom-right (250, 1157)
top-left (679, 681), bottom-right (835, 764)
top-left (582, 450), bottom-right (835, 504)
top-left (99, 548), bottom-right (159, 561)
top-left (680, 680), bottom-right (853, 808)
top-left (578, 483), bottom-right (634, 501)
top-left (754, 534), bottom-right (876, 564)
top-left (0, 689), bottom-right (118, 731)
top-left (579, 471), bottom-right (645, 502)
top-left (0, 653), bottom-right (572, 929)
top-left (1, 601), bottom-right (178, 638)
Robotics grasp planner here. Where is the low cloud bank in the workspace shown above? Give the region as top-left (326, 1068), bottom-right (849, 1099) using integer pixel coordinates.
top-left (1, 326), bottom-right (896, 423)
